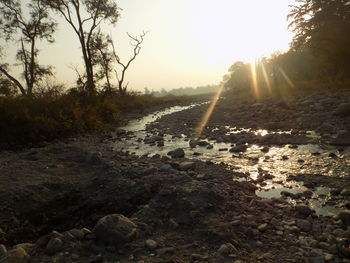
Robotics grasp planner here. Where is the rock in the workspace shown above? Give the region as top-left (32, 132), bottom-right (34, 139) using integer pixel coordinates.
top-left (6, 247), bottom-right (30, 263)
top-left (145, 239), bottom-right (157, 250)
top-left (340, 189), bottom-right (350, 196)
top-left (178, 161), bottom-right (196, 171)
top-left (46, 237), bottom-right (63, 255)
top-left (189, 140), bottom-right (197, 148)
top-left (338, 210), bottom-right (350, 226)
top-left (144, 135), bottom-right (163, 144)
top-left (297, 219), bottom-right (312, 232)
top-left (170, 148), bottom-right (185, 158)
top-left (197, 140), bottom-right (209, 147)
top-left (69, 228), bottom-right (85, 240)
top-left (258, 223), bottom-right (268, 232)
top-left (218, 244), bottom-right (230, 255)
top-left (93, 214), bottom-right (137, 245)
top-left (330, 132), bottom-right (350, 146)
top-left (0, 244), bottom-right (7, 259)
top-left (230, 144), bottom-right (248, 153)
top-left (295, 205), bottom-right (313, 216)
top-left (334, 102), bottom-right (350, 117)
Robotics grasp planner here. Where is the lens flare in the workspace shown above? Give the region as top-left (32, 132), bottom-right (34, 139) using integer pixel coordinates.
top-left (192, 84), bottom-right (225, 139)
top-left (261, 63), bottom-right (272, 93)
top-left (278, 66), bottom-right (294, 88)
top-left (250, 61), bottom-right (259, 99)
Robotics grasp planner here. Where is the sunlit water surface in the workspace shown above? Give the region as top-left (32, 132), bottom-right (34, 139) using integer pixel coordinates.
top-left (113, 104), bottom-right (350, 216)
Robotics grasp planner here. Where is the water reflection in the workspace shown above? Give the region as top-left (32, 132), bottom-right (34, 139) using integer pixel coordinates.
top-left (113, 104), bottom-right (350, 216)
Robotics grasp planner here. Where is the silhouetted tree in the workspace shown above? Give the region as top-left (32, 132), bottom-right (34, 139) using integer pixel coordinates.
top-left (110, 31), bottom-right (147, 95)
top-left (44, 0), bottom-right (120, 93)
top-left (0, 0), bottom-right (56, 95)
top-left (288, 0), bottom-right (350, 78)
top-left (90, 30), bottom-right (115, 92)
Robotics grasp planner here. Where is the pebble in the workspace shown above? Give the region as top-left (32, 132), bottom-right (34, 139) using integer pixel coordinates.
top-left (93, 214), bottom-right (137, 245)
top-left (145, 239), bottom-right (157, 250)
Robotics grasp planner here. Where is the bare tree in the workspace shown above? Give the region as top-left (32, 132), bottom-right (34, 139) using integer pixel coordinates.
top-left (0, 0), bottom-right (56, 96)
top-left (110, 31), bottom-right (147, 95)
top-left (43, 0), bottom-right (120, 93)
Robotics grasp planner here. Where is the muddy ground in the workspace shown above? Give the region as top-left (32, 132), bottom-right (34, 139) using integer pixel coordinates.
top-left (0, 91), bottom-right (350, 263)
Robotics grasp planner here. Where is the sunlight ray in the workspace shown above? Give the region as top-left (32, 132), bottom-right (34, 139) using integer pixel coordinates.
top-left (261, 63), bottom-right (272, 93)
top-left (250, 61), bottom-right (259, 99)
top-left (192, 84), bottom-right (225, 139)
top-left (278, 66), bottom-right (295, 88)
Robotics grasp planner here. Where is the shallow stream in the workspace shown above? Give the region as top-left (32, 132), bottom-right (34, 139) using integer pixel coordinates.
top-left (114, 103), bottom-right (350, 216)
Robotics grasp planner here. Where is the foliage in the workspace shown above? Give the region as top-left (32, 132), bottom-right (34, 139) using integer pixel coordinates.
top-left (224, 48), bottom-right (319, 98)
top-left (0, 0), bottom-right (56, 95)
top-left (0, 87), bottom-right (187, 149)
top-left (288, 0), bottom-right (350, 78)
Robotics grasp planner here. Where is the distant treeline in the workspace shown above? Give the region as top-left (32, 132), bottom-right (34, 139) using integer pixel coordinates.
top-left (224, 0), bottom-right (350, 98)
top-left (146, 85), bottom-right (218, 97)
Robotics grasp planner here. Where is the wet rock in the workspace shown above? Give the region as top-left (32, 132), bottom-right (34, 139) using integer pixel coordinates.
top-left (46, 237), bottom-right (63, 255)
top-left (169, 148), bottom-right (185, 158)
top-left (197, 140), bottom-right (209, 147)
top-left (189, 140), bottom-right (197, 148)
top-left (93, 214), bottom-right (137, 245)
top-left (145, 239), bottom-right (157, 250)
top-left (295, 205), bottom-right (313, 216)
top-left (229, 144), bottom-right (248, 153)
top-left (144, 135), bottom-right (163, 144)
top-left (340, 189), bottom-right (350, 196)
top-left (5, 247), bottom-right (30, 263)
top-left (338, 210), bottom-right (350, 226)
top-left (206, 144), bottom-right (214, 149)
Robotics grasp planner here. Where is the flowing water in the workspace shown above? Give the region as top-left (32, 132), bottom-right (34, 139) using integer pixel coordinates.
top-left (114, 103), bottom-right (350, 216)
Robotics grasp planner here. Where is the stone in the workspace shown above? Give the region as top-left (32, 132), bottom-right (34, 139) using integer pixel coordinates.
top-left (6, 247), bottom-right (30, 263)
top-left (230, 144), bottom-right (248, 153)
top-left (178, 161), bottom-right (196, 171)
top-left (145, 239), bottom-right (157, 250)
top-left (197, 140), bottom-right (209, 147)
top-left (93, 214), bottom-right (137, 245)
top-left (297, 219), bottom-right (312, 232)
top-left (258, 223), bottom-right (268, 232)
top-left (46, 237), bottom-right (63, 255)
top-left (334, 103), bottom-right (350, 117)
top-left (338, 210), bottom-right (350, 226)
top-left (330, 132), bottom-right (350, 146)
top-left (69, 228), bottom-right (85, 240)
top-left (295, 205), bottom-right (313, 216)
top-left (218, 244), bottom-right (230, 255)
top-left (170, 148), bottom-right (185, 158)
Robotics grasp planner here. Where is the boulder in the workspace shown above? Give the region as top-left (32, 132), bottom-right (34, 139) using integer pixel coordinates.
top-left (93, 214), bottom-right (137, 245)
top-left (230, 144), bottom-right (248, 153)
top-left (295, 205), bottom-right (313, 216)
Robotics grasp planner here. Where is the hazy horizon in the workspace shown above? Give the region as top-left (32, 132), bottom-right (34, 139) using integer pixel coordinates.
top-left (1, 0), bottom-right (294, 92)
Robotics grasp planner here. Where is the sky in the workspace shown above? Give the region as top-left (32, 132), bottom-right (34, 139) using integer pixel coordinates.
top-left (2, 0), bottom-right (295, 92)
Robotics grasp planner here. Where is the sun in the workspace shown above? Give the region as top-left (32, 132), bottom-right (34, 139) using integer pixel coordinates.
top-left (185, 1), bottom-right (293, 67)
